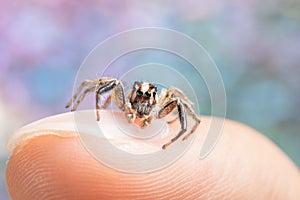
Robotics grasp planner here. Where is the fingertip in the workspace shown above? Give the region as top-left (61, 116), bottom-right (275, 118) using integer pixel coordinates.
top-left (6, 135), bottom-right (124, 199)
top-left (5, 134), bottom-right (209, 200)
top-left (5, 111), bottom-right (300, 199)
top-left (6, 135), bottom-right (78, 200)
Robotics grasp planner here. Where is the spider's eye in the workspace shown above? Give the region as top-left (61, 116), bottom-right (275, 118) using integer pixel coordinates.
top-left (136, 90), bottom-right (143, 96)
top-left (144, 91), bottom-right (151, 98)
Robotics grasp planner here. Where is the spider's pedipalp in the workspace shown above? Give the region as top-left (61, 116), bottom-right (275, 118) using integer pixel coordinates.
top-left (129, 81), bottom-right (141, 103)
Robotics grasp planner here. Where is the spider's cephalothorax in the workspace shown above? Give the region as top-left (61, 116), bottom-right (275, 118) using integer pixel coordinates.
top-left (66, 77), bottom-right (201, 149)
top-left (130, 82), bottom-right (157, 117)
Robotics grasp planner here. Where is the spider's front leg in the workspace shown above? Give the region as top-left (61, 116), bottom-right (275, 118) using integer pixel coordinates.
top-left (66, 79), bottom-right (99, 111)
top-left (95, 78), bottom-right (126, 121)
top-left (66, 77), bottom-right (127, 121)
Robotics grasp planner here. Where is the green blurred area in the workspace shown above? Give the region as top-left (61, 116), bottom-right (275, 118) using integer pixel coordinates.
top-left (1, 1), bottom-right (299, 199)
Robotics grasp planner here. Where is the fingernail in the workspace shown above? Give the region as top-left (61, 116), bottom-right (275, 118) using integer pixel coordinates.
top-left (7, 110), bottom-right (171, 155)
top-left (7, 112), bottom-right (78, 154)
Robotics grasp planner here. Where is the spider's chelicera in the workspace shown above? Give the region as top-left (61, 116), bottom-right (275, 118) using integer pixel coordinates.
top-left (66, 77), bottom-right (201, 149)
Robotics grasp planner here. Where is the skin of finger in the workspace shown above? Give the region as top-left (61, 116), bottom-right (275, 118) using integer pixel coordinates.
top-left (6, 117), bottom-right (300, 200)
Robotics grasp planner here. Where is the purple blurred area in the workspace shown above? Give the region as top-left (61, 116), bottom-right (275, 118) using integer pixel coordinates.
top-left (1, 1), bottom-right (300, 199)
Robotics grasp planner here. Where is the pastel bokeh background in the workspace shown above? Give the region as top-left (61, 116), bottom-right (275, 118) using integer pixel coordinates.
top-left (1, 1), bottom-right (300, 199)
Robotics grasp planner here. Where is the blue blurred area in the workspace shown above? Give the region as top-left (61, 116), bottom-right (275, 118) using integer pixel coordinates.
top-left (1, 1), bottom-right (299, 199)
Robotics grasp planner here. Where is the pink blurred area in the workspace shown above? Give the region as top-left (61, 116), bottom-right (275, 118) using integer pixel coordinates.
top-left (1, 1), bottom-right (300, 199)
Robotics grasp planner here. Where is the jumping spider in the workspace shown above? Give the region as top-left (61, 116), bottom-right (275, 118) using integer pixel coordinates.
top-left (66, 77), bottom-right (201, 149)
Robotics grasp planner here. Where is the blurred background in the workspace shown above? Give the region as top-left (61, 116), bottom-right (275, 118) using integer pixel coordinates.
top-left (1, 0), bottom-right (300, 198)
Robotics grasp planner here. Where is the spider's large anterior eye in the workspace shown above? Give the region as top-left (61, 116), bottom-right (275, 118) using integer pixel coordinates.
top-left (136, 90), bottom-right (143, 96)
top-left (144, 91), bottom-right (151, 98)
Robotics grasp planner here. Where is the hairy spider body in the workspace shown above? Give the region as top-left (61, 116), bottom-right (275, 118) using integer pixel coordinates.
top-left (66, 77), bottom-right (201, 149)
top-left (130, 82), bottom-right (157, 117)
